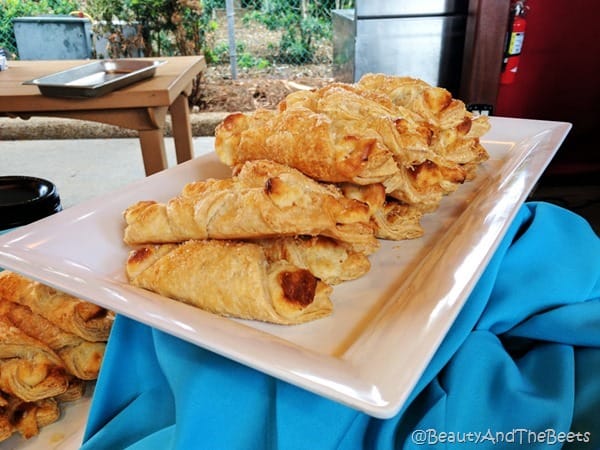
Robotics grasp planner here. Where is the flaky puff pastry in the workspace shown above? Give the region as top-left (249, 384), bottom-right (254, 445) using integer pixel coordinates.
top-left (123, 160), bottom-right (379, 254)
top-left (54, 377), bottom-right (85, 402)
top-left (356, 73), bottom-right (490, 167)
top-left (257, 236), bottom-right (371, 285)
top-left (126, 239), bottom-right (333, 325)
top-left (340, 183), bottom-right (425, 240)
top-left (0, 394), bottom-right (11, 442)
top-left (382, 160), bottom-right (469, 213)
top-left (0, 271), bottom-right (113, 343)
top-left (0, 392), bottom-right (60, 441)
top-left (0, 317), bottom-right (68, 402)
top-left (357, 74), bottom-right (464, 129)
top-left (215, 107), bottom-right (400, 185)
top-left (278, 84), bottom-right (435, 164)
top-left (0, 300), bottom-right (105, 380)
top-left (276, 83), bottom-right (481, 211)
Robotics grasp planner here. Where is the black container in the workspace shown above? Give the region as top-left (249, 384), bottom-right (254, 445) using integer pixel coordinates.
top-left (0, 176), bottom-right (62, 231)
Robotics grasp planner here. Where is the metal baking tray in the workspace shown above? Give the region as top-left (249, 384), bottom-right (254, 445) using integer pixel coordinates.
top-left (23, 59), bottom-right (166, 98)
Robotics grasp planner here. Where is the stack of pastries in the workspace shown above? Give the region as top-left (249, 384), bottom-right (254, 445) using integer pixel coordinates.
top-left (123, 74), bottom-right (490, 325)
top-left (0, 271), bottom-right (113, 442)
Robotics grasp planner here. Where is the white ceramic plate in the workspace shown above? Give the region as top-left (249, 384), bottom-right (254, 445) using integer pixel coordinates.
top-left (0, 117), bottom-right (571, 425)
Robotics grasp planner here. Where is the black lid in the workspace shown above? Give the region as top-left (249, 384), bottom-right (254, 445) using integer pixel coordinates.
top-left (0, 176), bottom-right (62, 230)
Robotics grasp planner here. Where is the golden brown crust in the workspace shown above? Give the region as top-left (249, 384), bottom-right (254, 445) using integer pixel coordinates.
top-left (123, 160), bottom-right (379, 253)
top-left (356, 73), bottom-right (490, 167)
top-left (0, 271), bottom-right (113, 342)
top-left (340, 183), bottom-right (425, 240)
top-left (357, 74), bottom-right (455, 124)
top-left (54, 377), bottom-right (86, 402)
top-left (214, 75), bottom-right (490, 216)
top-left (215, 107), bottom-right (400, 184)
top-left (126, 240), bottom-right (334, 325)
top-left (0, 317), bottom-right (69, 402)
top-left (122, 74), bottom-right (493, 326)
top-left (0, 393), bottom-right (60, 441)
top-left (382, 160), bottom-right (468, 213)
top-left (258, 235), bottom-right (371, 285)
top-left (0, 300), bottom-right (105, 380)
top-left (280, 84), bottom-right (434, 159)
top-left (0, 272), bottom-right (110, 442)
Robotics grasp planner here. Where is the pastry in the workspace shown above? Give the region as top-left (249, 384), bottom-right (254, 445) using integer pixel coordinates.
top-left (55, 377), bottom-right (86, 402)
top-left (0, 317), bottom-right (68, 402)
top-left (0, 392), bottom-right (60, 441)
top-left (382, 160), bottom-right (468, 213)
top-left (0, 271), bottom-right (113, 342)
top-left (126, 239), bottom-right (334, 325)
top-left (0, 300), bottom-right (105, 380)
top-left (123, 159), bottom-right (379, 253)
top-left (0, 273), bottom-right (111, 442)
top-left (215, 107), bottom-right (400, 185)
top-left (356, 73), bottom-right (490, 167)
top-left (278, 83), bottom-right (435, 163)
top-left (120, 74), bottom-right (493, 326)
top-left (214, 75), bottom-right (489, 215)
top-left (258, 235), bottom-right (371, 285)
top-left (339, 183), bottom-right (424, 240)
top-left (0, 394), bottom-right (11, 442)
top-left (357, 74), bottom-right (460, 125)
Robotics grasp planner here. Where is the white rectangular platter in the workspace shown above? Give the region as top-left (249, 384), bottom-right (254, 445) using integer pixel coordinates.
top-left (0, 117), bottom-right (571, 425)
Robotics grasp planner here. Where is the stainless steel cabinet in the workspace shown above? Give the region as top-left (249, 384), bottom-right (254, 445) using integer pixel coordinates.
top-left (333, 0), bottom-right (468, 94)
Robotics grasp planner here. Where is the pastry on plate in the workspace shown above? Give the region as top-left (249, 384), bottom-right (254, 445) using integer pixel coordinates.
top-left (0, 271), bottom-right (113, 343)
top-left (126, 239), bottom-right (334, 325)
top-left (339, 183), bottom-right (424, 240)
top-left (215, 107), bottom-right (399, 185)
top-left (356, 73), bottom-right (490, 170)
top-left (0, 317), bottom-right (69, 402)
top-left (214, 75), bottom-right (490, 214)
top-left (257, 235), bottom-right (371, 285)
top-left (123, 159), bottom-right (378, 253)
top-left (0, 393), bottom-right (60, 441)
top-left (0, 300), bottom-right (105, 380)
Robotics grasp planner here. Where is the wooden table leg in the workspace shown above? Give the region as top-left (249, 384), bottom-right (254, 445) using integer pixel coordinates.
top-left (169, 92), bottom-right (194, 164)
top-left (139, 129), bottom-right (168, 175)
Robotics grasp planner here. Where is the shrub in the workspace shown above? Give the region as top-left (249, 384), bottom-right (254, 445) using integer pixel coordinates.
top-left (241, 2), bottom-right (331, 64)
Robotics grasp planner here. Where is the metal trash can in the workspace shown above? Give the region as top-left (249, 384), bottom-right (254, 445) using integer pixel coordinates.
top-left (13, 16), bottom-right (93, 60)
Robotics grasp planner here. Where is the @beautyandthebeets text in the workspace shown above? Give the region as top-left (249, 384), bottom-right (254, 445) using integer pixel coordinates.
top-left (410, 428), bottom-right (591, 446)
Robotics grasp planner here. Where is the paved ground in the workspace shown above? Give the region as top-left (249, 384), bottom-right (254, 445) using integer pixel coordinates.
top-left (1, 136), bottom-right (217, 208)
top-left (0, 113), bottom-right (223, 208)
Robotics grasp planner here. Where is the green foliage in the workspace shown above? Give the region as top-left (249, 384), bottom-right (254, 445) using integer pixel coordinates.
top-left (242, 9), bottom-right (281, 31)
top-left (242, 1), bottom-right (332, 64)
top-left (210, 41), bottom-right (231, 63)
top-left (202, 0), bottom-right (226, 15)
top-left (84, 0), bottom-right (128, 23)
top-left (237, 52), bottom-right (269, 69)
top-left (0, 0), bottom-right (80, 56)
top-left (210, 41), bottom-right (269, 69)
top-left (85, 0), bottom-right (205, 57)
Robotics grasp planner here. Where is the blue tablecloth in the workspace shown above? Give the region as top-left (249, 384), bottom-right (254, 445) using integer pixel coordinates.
top-left (81, 202), bottom-right (600, 449)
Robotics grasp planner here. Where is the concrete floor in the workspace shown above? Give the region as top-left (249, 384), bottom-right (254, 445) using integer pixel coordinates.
top-left (1, 137), bottom-right (216, 208)
top-left (1, 136), bottom-right (598, 235)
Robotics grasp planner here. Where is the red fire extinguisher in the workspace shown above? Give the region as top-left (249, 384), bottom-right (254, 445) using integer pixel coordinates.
top-left (500, 1), bottom-right (528, 84)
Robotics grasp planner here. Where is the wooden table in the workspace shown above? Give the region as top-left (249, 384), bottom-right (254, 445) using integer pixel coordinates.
top-left (0, 56), bottom-right (206, 175)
